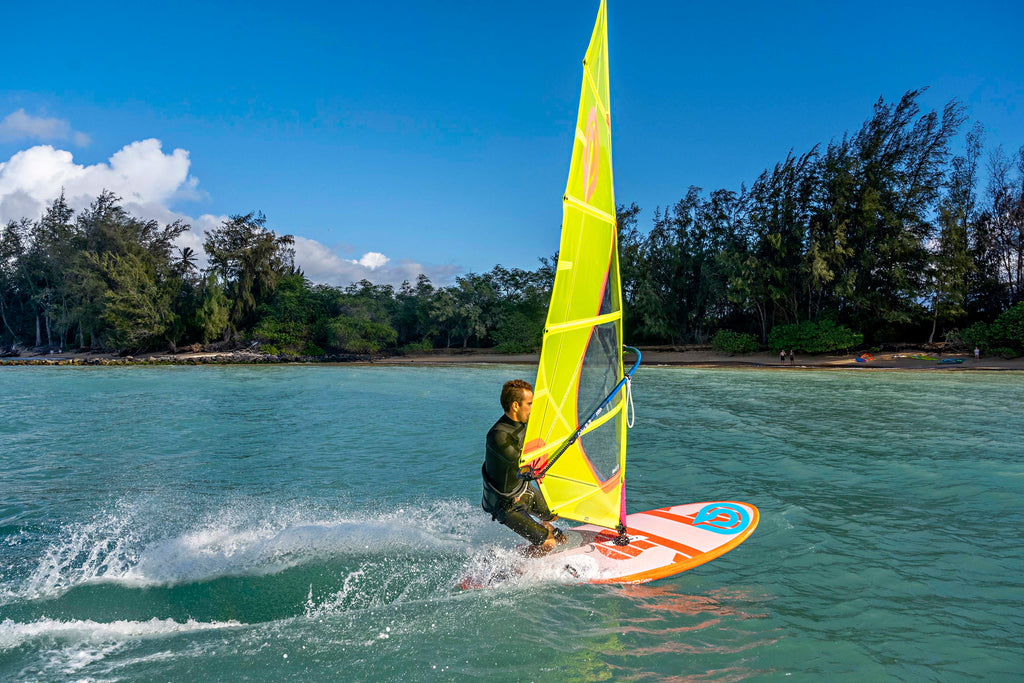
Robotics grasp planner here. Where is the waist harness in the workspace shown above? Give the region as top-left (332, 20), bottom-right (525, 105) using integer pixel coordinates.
top-left (481, 463), bottom-right (528, 518)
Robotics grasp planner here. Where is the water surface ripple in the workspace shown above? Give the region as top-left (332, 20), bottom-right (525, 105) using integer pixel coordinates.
top-left (1, 365), bottom-right (1021, 680)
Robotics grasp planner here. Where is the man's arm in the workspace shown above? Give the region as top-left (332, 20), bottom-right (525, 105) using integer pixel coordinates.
top-left (493, 431), bottom-right (521, 465)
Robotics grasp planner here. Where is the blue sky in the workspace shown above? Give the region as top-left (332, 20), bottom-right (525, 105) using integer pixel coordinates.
top-left (1, 0), bottom-right (1021, 287)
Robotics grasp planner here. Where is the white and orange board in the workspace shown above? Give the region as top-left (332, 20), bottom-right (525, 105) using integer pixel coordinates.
top-left (461, 501), bottom-right (758, 589)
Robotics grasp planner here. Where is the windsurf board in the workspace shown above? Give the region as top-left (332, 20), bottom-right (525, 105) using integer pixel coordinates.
top-left (460, 501), bottom-right (758, 589)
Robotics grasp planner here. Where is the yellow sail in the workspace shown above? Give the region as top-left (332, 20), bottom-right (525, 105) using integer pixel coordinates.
top-left (520, 0), bottom-right (627, 531)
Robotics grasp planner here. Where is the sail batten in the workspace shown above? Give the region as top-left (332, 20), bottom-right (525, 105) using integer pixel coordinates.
top-left (521, 0), bottom-right (628, 531)
top-left (583, 68), bottom-right (609, 122)
top-left (545, 311), bottom-right (621, 335)
top-left (563, 195), bottom-right (616, 223)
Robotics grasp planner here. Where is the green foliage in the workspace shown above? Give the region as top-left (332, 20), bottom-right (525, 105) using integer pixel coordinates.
top-left (253, 318), bottom-right (308, 353)
top-left (493, 310), bottom-right (542, 353)
top-left (960, 303), bottom-right (1024, 354)
top-left (959, 321), bottom-right (990, 351)
top-left (203, 212), bottom-right (295, 331)
top-left (301, 343), bottom-right (325, 357)
top-left (928, 123), bottom-right (983, 339)
top-left (400, 339), bottom-right (434, 354)
top-left (990, 302), bottom-right (1024, 349)
top-left (95, 251), bottom-right (173, 351)
top-left (194, 277), bottom-right (231, 343)
top-left (323, 315), bottom-right (397, 353)
top-left (626, 188), bottom-right (744, 344)
top-left (710, 329), bottom-right (758, 354)
top-left (768, 320), bottom-right (863, 354)
top-left (0, 88), bottom-right (1021, 357)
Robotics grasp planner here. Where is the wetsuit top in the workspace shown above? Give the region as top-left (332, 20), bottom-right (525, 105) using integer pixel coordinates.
top-left (482, 414), bottom-right (529, 506)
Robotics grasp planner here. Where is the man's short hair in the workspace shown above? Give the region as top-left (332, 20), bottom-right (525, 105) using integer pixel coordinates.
top-left (500, 379), bottom-right (533, 412)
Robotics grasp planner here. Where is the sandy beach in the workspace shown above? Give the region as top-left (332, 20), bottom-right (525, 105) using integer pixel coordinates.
top-left (3, 346), bottom-right (1021, 371)
top-left (376, 347), bottom-right (1023, 371)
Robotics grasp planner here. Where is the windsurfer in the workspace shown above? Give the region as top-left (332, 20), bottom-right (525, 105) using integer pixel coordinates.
top-left (481, 379), bottom-right (565, 553)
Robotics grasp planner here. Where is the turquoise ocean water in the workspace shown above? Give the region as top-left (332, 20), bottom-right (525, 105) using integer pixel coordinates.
top-left (1, 364), bottom-right (1022, 681)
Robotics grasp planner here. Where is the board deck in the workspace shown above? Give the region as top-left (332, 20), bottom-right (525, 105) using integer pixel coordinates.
top-left (460, 501), bottom-right (758, 589)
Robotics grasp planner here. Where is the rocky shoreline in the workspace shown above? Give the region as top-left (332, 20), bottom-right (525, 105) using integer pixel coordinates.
top-left (0, 350), bottom-right (378, 366)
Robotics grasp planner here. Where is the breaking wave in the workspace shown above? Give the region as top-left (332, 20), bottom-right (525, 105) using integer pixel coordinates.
top-left (0, 616), bottom-right (241, 651)
top-left (5, 496), bottom-right (486, 605)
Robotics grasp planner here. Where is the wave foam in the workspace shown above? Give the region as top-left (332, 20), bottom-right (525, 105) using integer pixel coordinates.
top-left (0, 617), bottom-right (241, 651)
top-left (459, 543), bottom-right (602, 589)
top-left (11, 497), bottom-right (481, 601)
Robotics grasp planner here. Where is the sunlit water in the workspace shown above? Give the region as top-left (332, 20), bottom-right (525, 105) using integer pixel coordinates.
top-left (1, 365), bottom-right (1021, 681)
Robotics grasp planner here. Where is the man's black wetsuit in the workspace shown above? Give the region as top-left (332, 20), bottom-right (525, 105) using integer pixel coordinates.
top-left (482, 414), bottom-right (555, 545)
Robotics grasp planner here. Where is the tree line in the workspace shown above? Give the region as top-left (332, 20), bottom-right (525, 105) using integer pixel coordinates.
top-left (1, 89), bottom-right (1022, 357)
top-left (0, 191), bottom-right (554, 355)
top-left (618, 89), bottom-right (1023, 354)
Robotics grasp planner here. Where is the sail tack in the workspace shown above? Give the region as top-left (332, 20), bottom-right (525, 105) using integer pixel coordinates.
top-left (520, 0), bottom-right (627, 531)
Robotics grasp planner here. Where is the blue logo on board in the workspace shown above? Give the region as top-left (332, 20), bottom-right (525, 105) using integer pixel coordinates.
top-left (693, 503), bottom-right (749, 535)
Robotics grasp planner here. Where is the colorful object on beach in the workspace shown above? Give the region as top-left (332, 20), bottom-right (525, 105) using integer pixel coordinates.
top-left (470, 0), bottom-right (757, 588)
top-left (909, 354), bottom-right (938, 361)
top-left (460, 501), bottom-right (759, 588)
top-left (939, 358), bottom-right (965, 364)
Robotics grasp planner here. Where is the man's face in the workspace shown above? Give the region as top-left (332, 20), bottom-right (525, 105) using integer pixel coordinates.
top-left (511, 390), bottom-right (533, 423)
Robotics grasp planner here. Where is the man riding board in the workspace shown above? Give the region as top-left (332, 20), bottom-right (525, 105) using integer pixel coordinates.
top-left (481, 379), bottom-right (565, 553)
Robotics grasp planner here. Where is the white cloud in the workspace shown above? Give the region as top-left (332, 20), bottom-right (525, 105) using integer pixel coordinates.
top-left (0, 109), bottom-right (90, 146)
top-left (0, 137), bottom-right (459, 289)
top-left (357, 251), bottom-right (388, 269)
top-left (292, 236), bottom-right (458, 288)
top-left (0, 139), bottom-right (199, 226)
top-left (0, 138), bottom-right (207, 271)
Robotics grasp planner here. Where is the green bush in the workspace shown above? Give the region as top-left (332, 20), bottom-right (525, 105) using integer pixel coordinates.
top-left (253, 319), bottom-right (308, 353)
top-left (959, 322), bottom-right (990, 351)
top-left (493, 311), bottom-right (542, 353)
top-left (301, 344), bottom-right (325, 357)
top-left (400, 339), bottom-right (434, 354)
top-left (961, 303), bottom-right (1024, 355)
top-left (323, 315), bottom-right (397, 354)
top-left (768, 320), bottom-right (863, 354)
top-left (710, 329), bottom-right (758, 354)
top-left (990, 302), bottom-right (1024, 353)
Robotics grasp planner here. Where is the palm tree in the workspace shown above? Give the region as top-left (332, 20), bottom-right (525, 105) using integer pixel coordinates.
top-left (177, 247), bottom-right (198, 277)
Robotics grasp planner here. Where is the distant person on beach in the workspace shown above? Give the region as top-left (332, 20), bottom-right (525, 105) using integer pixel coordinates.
top-left (789, 349), bottom-right (794, 363)
top-left (974, 347), bottom-right (980, 360)
top-left (481, 379), bottom-right (564, 553)
top-left (780, 350), bottom-right (785, 364)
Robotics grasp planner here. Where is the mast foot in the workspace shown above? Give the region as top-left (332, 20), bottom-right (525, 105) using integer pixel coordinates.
top-left (613, 524), bottom-right (630, 546)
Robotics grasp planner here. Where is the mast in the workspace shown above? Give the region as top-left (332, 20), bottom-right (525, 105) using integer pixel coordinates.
top-left (520, 0), bottom-right (634, 533)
